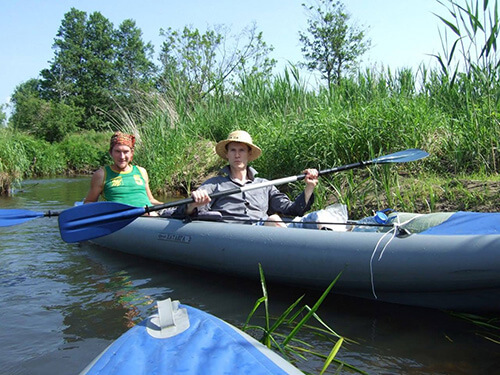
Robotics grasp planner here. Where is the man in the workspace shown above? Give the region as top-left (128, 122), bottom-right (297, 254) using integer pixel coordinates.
top-left (84, 131), bottom-right (162, 208)
top-left (177, 130), bottom-right (318, 227)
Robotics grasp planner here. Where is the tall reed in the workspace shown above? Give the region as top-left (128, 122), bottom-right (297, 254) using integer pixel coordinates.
top-left (6, 30), bottom-right (500, 213)
top-left (107, 59), bottom-right (500, 216)
top-left (0, 129), bottom-right (109, 195)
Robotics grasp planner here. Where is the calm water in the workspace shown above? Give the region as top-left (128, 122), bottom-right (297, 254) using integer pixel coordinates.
top-left (1, 177), bottom-right (499, 375)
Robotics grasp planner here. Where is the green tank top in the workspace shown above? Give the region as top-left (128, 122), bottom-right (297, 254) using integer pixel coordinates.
top-left (102, 165), bottom-right (151, 207)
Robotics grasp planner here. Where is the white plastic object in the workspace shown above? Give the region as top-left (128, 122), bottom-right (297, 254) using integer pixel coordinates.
top-left (146, 298), bottom-right (190, 338)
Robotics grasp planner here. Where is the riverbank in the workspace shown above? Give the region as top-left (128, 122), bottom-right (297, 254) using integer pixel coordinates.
top-left (3, 64), bottom-right (500, 216)
top-left (2, 127), bottom-right (500, 218)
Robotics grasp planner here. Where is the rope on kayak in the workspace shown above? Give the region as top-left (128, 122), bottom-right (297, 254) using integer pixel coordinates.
top-left (192, 215), bottom-right (394, 229)
top-left (369, 215), bottom-right (420, 299)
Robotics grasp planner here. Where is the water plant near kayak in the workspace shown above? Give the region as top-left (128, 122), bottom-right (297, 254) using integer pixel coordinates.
top-left (242, 265), bottom-right (366, 374)
top-left (449, 312), bottom-right (500, 345)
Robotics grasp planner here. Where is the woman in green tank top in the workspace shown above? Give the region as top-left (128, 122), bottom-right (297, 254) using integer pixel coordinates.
top-left (84, 132), bottom-right (162, 209)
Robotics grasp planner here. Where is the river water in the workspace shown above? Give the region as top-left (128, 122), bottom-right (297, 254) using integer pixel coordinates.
top-left (0, 177), bottom-right (499, 375)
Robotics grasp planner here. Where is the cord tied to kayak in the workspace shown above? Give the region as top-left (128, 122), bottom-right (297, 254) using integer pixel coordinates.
top-left (369, 215), bottom-right (420, 299)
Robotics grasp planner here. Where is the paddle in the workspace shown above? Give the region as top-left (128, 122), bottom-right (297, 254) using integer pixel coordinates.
top-left (0, 209), bottom-right (60, 227)
top-left (0, 148), bottom-right (428, 243)
top-left (56, 148), bottom-right (428, 243)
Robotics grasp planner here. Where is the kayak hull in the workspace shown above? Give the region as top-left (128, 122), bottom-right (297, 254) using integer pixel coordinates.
top-left (92, 216), bottom-right (500, 312)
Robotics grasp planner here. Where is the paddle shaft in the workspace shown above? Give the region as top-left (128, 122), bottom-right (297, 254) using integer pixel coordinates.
top-left (143, 160), bottom-right (375, 214)
top-left (2, 148), bottom-right (428, 240)
top-left (145, 148), bottom-right (430, 214)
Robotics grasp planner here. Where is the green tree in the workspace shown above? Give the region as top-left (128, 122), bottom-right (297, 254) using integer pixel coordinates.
top-left (79, 11), bottom-right (117, 129)
top-left (40, 8), bottom-right (87, 102)
top-left (40, 8), bottom-right (117, 130)
top-left (10, 9), bottom-right (156, 136)
top-left (115, 19), bottom-right (157, 93)
top-left (31, 100), bottom-right (82, 142)
top-left (0, 104), bottom-right (7, 126)
top-left (10, 79), bottom-right (82, 142)
top-left (158, 23), bottom-right (276, 100)
top-left (299, 0), bottom-right (370, 86)
top-left (10, 79), bottom-right (43, 131)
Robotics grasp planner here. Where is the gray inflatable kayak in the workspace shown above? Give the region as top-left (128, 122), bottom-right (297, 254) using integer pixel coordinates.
top-left (92, 211), bottom-right (500, 312)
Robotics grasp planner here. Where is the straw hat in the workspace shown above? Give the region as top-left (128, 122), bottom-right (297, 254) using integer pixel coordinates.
top-left (215, 130), bottom-right (262, 162)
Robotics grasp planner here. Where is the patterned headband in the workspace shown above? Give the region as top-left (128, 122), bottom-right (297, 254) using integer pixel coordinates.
top-left (110, 131), bottom-right (135, 150)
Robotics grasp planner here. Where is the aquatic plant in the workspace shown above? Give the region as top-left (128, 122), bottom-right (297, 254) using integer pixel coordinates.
top-left (449, 311), bottom-right (500, 345)
top-left (242, 264), bottom-right (366, 374)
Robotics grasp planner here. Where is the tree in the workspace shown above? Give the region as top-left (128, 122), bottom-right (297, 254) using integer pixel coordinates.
top-left (79, 11), bottom-right (117, 129)
top-left (11, 8), bottom-right (157, 136)
top-left (41, 8), bottom-right (152, 130)
top-left (40, 8), bottom-right (87, 102)
top-left (158, 23), bottom-right (276, 100)
top-left (10, 79), bottom-right (44, 131)
top-left (0, 104), bottom-right (7, 126)
top-left (41, 8), bottom-right (116, 128)
top-left (10, 79), bottom-right (82, 142)
top-left (299, 0), bottom-right (370, 86)
top-left (115, 19), bottom-right (157, 93)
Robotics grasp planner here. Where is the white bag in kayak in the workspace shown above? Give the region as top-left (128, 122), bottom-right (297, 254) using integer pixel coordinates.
top-left (289, 203), bottom-right (349, 231)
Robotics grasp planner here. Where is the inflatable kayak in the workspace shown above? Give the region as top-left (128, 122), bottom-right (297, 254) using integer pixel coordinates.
top-left (80, 298), bottom-right (303, 375)
top-left (91, 211), bottom-right (500, 312)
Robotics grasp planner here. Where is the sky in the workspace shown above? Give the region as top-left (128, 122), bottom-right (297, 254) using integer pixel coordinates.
top-left (0, 0), bottom-right (446, 114)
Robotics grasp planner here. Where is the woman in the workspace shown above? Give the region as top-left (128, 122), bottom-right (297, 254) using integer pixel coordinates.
top-left (84, 131), bottom-right (162, 208)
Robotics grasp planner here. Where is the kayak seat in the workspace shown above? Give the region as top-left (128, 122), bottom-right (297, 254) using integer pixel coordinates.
top-left (159, 208), bottom-right (223, 222)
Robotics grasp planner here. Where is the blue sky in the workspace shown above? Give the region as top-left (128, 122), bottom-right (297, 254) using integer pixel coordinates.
top-left (1, 0), bottom-right (445, 111)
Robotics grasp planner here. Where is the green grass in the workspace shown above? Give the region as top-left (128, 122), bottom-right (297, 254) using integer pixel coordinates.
top-left (3, 62), bottom-right (500, 218)
top-left (0, 129), bottom-right (109, 194)
top-left (111, 64), bottom-right (499, 217)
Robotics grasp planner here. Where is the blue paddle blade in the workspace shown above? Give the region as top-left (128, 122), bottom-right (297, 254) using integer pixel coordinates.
top-left (58, 202), bottom-right (146, 243)
top-left (0, 209), bottom-right (45, 227)
top-left (372, 149), bottom-right (429, 164)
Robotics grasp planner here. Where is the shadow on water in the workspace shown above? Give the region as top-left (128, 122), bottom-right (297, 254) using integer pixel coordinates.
top-left (1, 177), bottom-right (500, 375)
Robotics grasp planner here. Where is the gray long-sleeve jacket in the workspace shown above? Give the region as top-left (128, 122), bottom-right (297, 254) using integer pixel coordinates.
top-left (174, 165), bottom-right (314, 223)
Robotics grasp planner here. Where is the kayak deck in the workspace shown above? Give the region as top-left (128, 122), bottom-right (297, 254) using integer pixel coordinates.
top-left (80, 298), bottom-right (304, 375)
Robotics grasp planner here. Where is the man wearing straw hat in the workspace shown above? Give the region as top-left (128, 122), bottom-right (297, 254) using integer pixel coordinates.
top-left (178, 130), bottom-right (318, 227)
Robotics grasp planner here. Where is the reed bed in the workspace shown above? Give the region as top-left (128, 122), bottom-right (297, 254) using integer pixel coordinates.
top-left (3, 61), bottom-right (500, 216)
top-left (113, 64), bottom-right (500, 217)
top-left (0, 129), bottom-right (109, 194)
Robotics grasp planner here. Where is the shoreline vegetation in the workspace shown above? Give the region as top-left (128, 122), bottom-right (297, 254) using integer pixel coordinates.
top-left (3, 0), bottom-right (499, 219)
top-left (2, 65), bottom-right (500, 219)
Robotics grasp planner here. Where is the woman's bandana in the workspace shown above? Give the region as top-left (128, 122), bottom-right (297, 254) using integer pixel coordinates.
top-left (110, 132), bottom-right (135, 151)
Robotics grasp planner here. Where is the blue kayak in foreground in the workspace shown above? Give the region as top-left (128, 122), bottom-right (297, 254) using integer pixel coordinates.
top-left (80, 298), bottom-right (303, 375)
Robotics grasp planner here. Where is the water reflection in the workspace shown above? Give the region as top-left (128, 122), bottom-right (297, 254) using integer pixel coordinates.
top-left (51, 251), bottom-right (157, 341)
